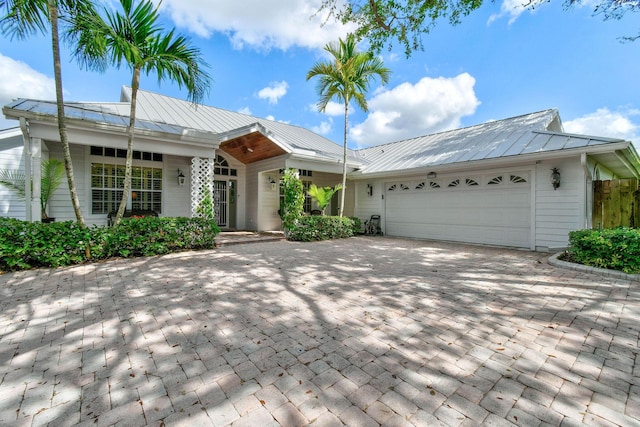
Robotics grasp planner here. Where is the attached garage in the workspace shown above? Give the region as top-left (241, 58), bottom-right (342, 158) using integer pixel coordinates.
top-left (384, 171), bottom-right (532, 248)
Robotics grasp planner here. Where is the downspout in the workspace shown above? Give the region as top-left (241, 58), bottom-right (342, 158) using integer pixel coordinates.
top-left (581, 153), bottom-right (592, 229)
top-left (19, 118), bottom-right (31, 222)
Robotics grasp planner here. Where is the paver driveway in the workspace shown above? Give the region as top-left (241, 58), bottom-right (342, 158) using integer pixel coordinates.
top-left (1, 237), bottom-right (639, 426)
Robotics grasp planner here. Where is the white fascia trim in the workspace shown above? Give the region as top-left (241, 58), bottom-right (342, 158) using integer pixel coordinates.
top-left (289, 151), bottom-right (364, 169)
top-left (7, 110), bottom-right (218, 149)
top-left (218, 122), bottom-right (294, 153)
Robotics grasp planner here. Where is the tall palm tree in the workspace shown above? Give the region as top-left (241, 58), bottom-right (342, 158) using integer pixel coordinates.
top-left (306, 33), bottom-right (390, 217)
top-left (69, 0), bottom-right (211, 226)
top-left (0, 0), bottom-right (92, 227)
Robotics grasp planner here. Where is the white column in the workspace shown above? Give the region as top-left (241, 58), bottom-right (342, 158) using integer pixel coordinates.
top-left (30, 138), bottom-right (42, 222)
top-left (190, 156), bottom-right (214, 218)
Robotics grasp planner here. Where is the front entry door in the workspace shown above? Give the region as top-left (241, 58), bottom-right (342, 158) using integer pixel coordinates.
top-left (214, 180), bottom-right (227, 227)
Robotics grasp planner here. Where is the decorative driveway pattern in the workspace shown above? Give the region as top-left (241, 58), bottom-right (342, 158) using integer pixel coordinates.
top-left (0, 237), bottom-right (639, 426)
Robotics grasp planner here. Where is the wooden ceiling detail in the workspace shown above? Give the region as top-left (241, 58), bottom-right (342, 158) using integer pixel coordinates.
top-left (219, 131), bottom-right (286, 164)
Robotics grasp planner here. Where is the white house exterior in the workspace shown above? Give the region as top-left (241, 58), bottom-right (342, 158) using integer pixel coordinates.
top-left (2, 87), bottom-right (639, 251)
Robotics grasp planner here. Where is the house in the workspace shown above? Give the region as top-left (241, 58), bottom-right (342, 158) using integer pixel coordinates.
top-left (2, 87), bottom-right (639, 251)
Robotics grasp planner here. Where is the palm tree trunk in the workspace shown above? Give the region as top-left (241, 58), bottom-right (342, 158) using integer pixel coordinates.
top-left (340, 102), bottom-right (348, 217)
top-left (48, 1), bottom-right (86, 227)
top-left (114, 66), bottom-right (140, 226)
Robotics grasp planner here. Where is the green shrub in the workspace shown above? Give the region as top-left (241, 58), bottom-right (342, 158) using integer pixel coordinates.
top-left (568, 228), bottom-right (640, 274)
top-left (349, 216), bottom-right (362, 235)
top-left (0, 216), bottom-right (220, 272)
top-left (287, 215), bottom-right (356, 241)
top-left (280, 169), bottom-right (304, 231)
top-left (0, 218), bottom-right (91, 269)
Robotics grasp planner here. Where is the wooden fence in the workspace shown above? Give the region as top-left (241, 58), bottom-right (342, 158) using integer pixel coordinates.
top-left (592, 179), bottom-right (640, 229)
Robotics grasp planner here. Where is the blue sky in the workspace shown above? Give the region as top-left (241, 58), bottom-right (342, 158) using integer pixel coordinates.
top-left (1, 0), bottom-right (639, 149)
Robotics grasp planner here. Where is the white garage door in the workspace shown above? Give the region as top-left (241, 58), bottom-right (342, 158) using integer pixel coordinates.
top-left (384, 173), bottom-right (531, 248)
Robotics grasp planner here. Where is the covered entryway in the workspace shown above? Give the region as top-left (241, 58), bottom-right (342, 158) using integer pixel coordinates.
top-left (384, 172), bottom-right (532, 248)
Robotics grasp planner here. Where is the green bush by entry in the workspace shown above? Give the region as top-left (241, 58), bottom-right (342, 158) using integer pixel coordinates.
top-left (0, 216), bottom-right (219, 272)
top-left (568, 228), bottom-right (640, 274)
top-left (286, 215), bottom-right (357, 241)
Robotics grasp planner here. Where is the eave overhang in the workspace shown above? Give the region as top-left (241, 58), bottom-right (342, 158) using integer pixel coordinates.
top-left (349, 141), bottom-right (639, 180)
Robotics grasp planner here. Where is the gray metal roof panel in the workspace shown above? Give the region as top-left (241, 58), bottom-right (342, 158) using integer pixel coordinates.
top-left (4, 98), bottom-right (205, 137)
top-left (357, 109), bottom-right (561, 174)
top-left (123, 87), bottom-right (358, 163)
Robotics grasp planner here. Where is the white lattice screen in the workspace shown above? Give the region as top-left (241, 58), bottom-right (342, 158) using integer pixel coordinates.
top-left (190, 157), bottom-right (214, 217)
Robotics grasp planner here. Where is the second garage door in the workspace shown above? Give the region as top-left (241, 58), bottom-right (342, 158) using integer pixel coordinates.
top-left (384, 172), bottom-right (531, 248)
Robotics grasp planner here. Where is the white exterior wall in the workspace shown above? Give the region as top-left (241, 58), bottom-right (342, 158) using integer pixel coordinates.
top-left (0, 131), bottom-right (26, 220)
top-left (163, 155), bottom-right (193, 218)
top-left (533, 157), bottom-right (585, 251)
top-left (247, 156), bottom-right (287, 231)
top-left (353, 180), bottom-right (385, 230)
top-left (47, 142), bottom-right (83, 223)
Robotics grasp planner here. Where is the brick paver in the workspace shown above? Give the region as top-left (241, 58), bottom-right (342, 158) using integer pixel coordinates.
top-left (1, 236), bottom-right (639, 426)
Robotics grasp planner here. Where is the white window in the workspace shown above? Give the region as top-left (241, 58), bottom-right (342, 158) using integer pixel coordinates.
top-left (91, 163), bottom-right (162, 214)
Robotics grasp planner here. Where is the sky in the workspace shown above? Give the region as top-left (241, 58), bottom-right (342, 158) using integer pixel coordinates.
top-left (1, 0), bottom-right (639, 150)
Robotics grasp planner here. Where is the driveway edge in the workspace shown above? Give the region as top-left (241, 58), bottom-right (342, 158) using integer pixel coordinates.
top-left (548, 251), bottom-right (640, 282)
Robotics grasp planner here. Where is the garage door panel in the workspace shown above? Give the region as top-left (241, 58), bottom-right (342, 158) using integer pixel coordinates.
top-left (385, 182), bottom-right (531, 248)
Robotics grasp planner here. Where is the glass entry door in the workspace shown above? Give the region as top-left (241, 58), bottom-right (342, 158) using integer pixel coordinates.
top-left (214, 180), bottom-right (227, 227)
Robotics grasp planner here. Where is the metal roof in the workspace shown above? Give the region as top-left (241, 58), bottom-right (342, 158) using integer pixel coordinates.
top-left (354, 109), bottom-right (632, 175)
top-left (3, 98), bottom-right (217, 143)
top-left (3, 90), bottom-right (637, 177)
top-left (119, 87), bottom-right (361, 164)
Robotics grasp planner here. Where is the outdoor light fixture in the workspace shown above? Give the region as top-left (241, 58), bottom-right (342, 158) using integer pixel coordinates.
top-left (427, 171), bottom-right (437, 179)
top-left (177, 169), bottom-right (186, 186)
top-left (242, 146), bottom-right (254, 154)
top-left (268, 176), bottom-right (276, 190)
top-left (551, 167), bottom-right (561, 190)
top-left (367, 184), bottom-right (373, 197)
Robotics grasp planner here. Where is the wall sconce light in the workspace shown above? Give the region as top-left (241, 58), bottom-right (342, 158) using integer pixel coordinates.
top-left (268, 176), bottom-right (276, 190)
top-left (551, 167), bottom-right (560, 190)
top-left (177, 169), bottom-right (186, 186)
top-left (427, 171), bottom-right (437, 179)
top-left (367, 184), bottom-right (373, 197)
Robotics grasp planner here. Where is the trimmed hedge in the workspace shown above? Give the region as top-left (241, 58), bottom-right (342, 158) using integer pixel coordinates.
top-left (0, 217), bottom-right (220, 272)
top-left (287, 216), bottom-right (357, 241)
top-left (568, 228), bottom-right (640, 274)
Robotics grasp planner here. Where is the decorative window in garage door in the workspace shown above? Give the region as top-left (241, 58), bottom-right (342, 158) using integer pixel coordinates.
top-left (387, 172), bottom-right (528, 193)
top-left (487, 174), bottom-right (528, 185)
top-left (388, 183), bottom-right (409, 191)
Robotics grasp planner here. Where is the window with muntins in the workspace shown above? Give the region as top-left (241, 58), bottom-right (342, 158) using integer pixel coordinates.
top-left (91, 163), bottom-right (162, 214)
top-left (214, 155), bottom-right (237, 176)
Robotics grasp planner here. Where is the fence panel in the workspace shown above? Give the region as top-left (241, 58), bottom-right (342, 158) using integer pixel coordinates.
top-left (592, 179), bottom-right (639, 229)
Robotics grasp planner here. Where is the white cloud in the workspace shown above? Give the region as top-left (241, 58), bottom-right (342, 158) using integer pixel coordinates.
top-left (350, 73), bottom-right (480, 147)
top-left (0, 53), bottom-right (56, 129)
top-left (309, 101), bottom-right (344, 116)
top-left (564, 107), bottom-right (640, 142)
top-left (257, 81), bottom-right (288, 105)
top-left (312, 117), bottom-right (333, 135)
top-left (264, 114), bottom-right (290, 124)
top-left (160, 0), bottom-right (355, 50)
top-left (488, 0), bottom-right (532, 25)
top-left (237, 106), bottom-right (252, 115)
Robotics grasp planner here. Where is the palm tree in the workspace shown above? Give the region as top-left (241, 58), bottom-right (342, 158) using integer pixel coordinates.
top-left (306, 33), bottom-right (390, 217)
top-left (307, 183), bottom-right (342, 215)
top-left (69, 0), bottom-right (211, 226)
top-left (0, 158), bottom-right (65, 219)
top-left (0, 0), bottom-right (92, 227)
